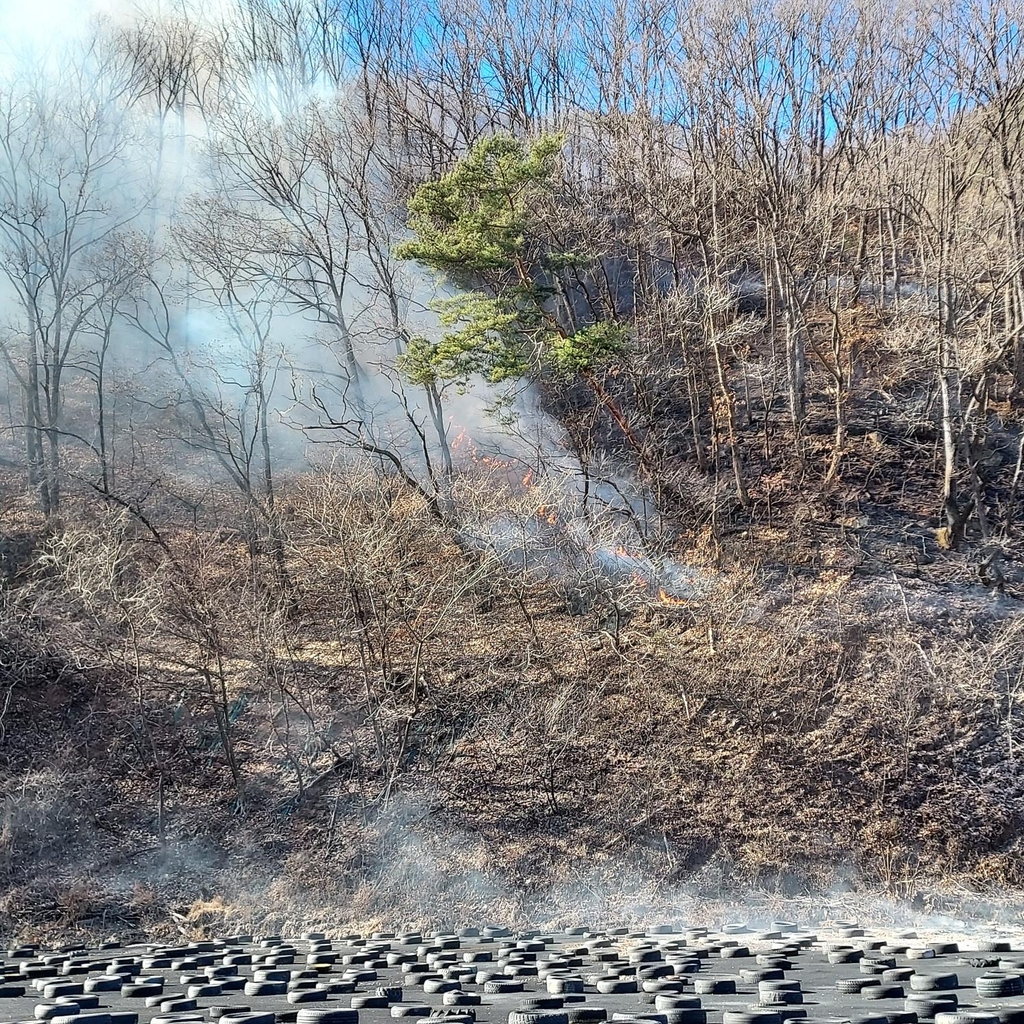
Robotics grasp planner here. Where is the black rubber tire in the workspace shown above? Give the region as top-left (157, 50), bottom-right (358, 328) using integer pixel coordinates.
top-left (722, 949), bottom-right (751, 960)
top-left (56, 1015), bottom-right (109, 1024)
top-left (864, 987), bottom-right (905, 1001)
top-left (84, 981), bottom-right (121, 994)
top-left (288, 992), bottom-right (327, 1005)
top-left (43, 987), bottom-right (83, 1001)
top-left (345, 971), bottom-right (377, 984)
top-left (758, 993), bottom-right (802, 1006)
top-left (422, 981), bottom-right (460, 995)
top-left (722, 1013), bottom-right (782, 1024)
top-left (905, 997), bottom-right (958, 1019)
top-left (57, 997), bottom-right (96, 1010)
top-left (484, 981), bottom-right (525, 995)
top-left (653, 1000), bottom-right (701, 1012)
top-left (596, 981), bottom-right (637, 995)
top-left (391, 1009), bottom-right (431, 1019)
top-left (243, 983), bottom-right (286, 997)
top-left (642, 980), bottom-right (685, 995)
top-left (639, 968), bottom-right (675, 982)
top-left (837, 980), bottom-right (876, 995)
top-left (507, 1013), bottom-right (569, 1024)
top-left (35, 1005), bottom-right (77, 1020)
top-left (883, 971), bottom-right (916, 984)
top-left (632, 952), bottom-right (664, 965)
top-left (566, 1011), bottom-right (607, 1024)
top-left (975, 975), bottom-right (1023, 999)
top-left (663, 1013), bottom-right (706, 1024)
top-left (934, 1014), bottom-right (1000, 1024)
top-left (443, 994), bottom-right (481, 1007)
top-left (321, 981), bottom-right (356, 995)
top-left (694, 979), bottom-right (734, 995)
top-left (218, 1014), bottom-right (275, 1024)
top-left (351, 998), bottom-right (388, 1010)
top-left (829, 951), bottom-right (864, 965)
top-left (910, 977), bottom-right (958, 993)
top-left (548, 980), bottom-right (584, 995)
top-left (295, 1012), bottom-right (358, 1024)
top-left (743, 971), bottom-right (784, 984)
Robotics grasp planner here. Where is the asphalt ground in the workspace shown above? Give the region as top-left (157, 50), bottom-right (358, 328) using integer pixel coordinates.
top-left (3, 924), bottom-right (1024, 1024)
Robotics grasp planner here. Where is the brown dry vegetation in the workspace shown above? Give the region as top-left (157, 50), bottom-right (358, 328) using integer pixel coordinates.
top-left (3, 393), bottom-right (1024, 942)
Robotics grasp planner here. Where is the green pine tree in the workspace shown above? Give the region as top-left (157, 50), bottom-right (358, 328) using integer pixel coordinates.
top-left (395, 134), bottom-right (630, 392)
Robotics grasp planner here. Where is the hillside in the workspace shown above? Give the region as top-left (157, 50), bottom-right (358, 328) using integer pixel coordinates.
top-left (2, 0), bottom-right (1024, 944)
top-left (3, 398), bottom-right (1024, 940)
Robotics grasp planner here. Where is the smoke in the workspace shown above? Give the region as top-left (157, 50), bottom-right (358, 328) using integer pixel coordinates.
top-left (58, 789), bottom-right (1024, 942)
top-left (0, 0), bottom-right (687, 620)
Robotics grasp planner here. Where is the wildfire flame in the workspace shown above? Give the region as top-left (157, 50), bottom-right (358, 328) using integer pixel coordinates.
top-left (658, 589), bottom-right (688, 606)
top-left (536, 504), bottom-right (558, 525)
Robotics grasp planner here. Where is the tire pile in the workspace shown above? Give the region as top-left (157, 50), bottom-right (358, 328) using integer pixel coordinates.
top-left (2, 923), bottom-right (1024, 1024)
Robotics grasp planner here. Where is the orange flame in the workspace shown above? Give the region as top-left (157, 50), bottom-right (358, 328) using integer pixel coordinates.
top-left (658, 589), bottom-right (688, 606)
top-left (537, 504), bottom-right (558, 525)
top-left (522, 469), bottom-right (534, 487)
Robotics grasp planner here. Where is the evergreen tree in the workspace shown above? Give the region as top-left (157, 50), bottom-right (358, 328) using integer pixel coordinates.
top-left (396, 136), bottom-right (637, 452)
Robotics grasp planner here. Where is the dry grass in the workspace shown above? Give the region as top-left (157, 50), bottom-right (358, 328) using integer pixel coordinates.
top-left (1, 458), bottom-right (1024, 943)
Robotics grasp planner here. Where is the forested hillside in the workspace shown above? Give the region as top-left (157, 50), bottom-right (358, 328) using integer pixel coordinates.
top-left (2, 0), bottom-right (1024, 939)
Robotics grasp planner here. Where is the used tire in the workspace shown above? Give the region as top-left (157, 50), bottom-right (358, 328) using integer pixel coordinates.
top-left (837, 980), bottom-right (876, 995)
top-left (694, 979), bottom-right (734, 995)
top-left (910, 977), bottom-right (958, 993)
top-left (507, 1014), bottom-right (568, 1024)
top-left (288, 992), bottom-right (328, 1005)
top-left (864, 987), bottom-right (905, 1000)
top-left (975, 974), bottom-right (1023, 999)
top-left (296, 1013), bottom-right (358, 1024)
top-left (243, 984), bottom-right (286, 997)
top-left (596, 981), bottom-right (637, 995)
